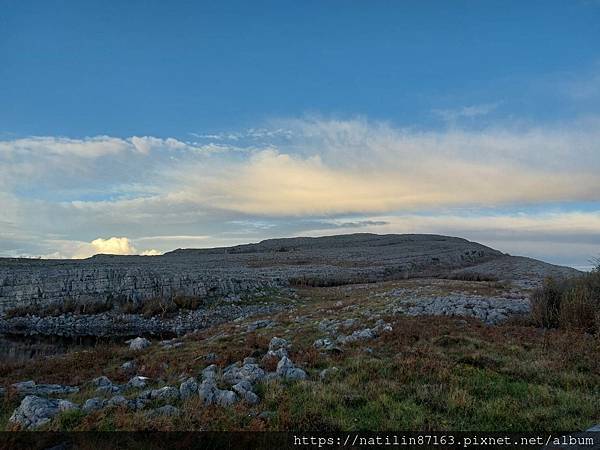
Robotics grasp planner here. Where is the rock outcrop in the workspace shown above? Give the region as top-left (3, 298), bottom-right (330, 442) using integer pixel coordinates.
top-left (0, 234), bottom-right (505, 313)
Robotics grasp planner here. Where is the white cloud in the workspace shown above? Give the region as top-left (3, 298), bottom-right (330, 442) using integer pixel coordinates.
top-left (1, 117), bottom-right (600, 265)
top-left (432, 102), bottom-right (501, 122)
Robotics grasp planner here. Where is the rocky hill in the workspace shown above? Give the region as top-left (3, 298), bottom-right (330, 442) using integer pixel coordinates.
top-left (0, 233), bottom-right (578, 315)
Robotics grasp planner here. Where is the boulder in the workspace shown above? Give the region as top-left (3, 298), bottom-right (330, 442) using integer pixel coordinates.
top-left (12, 380), bottom-right (79, 397)
top-left (202, 364), bottom-right (218, 380)
top-left (91, 376), bottom-right (113, 388)
top-left (198, 379), bottom-right (217, 405)
top-left (268, 337), bottom-right (290, 356)
top-left (276, 356), bottom-right (307, 381)
top-left (128, 337), bottom-right (151, 351)
top-left (232, 381), bottom-right (259, 405)
top-left (215, 390), bottom-right (237, 407)
top-left (179, 377), bottom-right (198, 400)
top-left (150, 386), bottom-right (179, 402)
top-left (10, 395), bottom-right (77, 430)
top-left (223, 362), bottom-right (266, 385)
top-left (127, 376), bottom-right (150, 389)
top-left (107, 395), bottom-right (129, 408)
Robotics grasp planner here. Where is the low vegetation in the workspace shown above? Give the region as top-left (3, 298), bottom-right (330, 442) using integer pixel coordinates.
top-left (531, 263), bottom-right (600, 334)
top-left (5, 294), bottom-right (208, 319)
top-left (1, 277), bottom-right (599, 432)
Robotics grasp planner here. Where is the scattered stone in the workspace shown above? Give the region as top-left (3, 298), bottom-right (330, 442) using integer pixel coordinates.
top-left (179, 377), bottom-right (199, 400)
top-left (198, 379), bottom-right (217, 405)
top-left (160, 338), bottom-right (183, 349)
top-left (127, 376), bottom-right (150, 389)
top-left (390, 294), bottom-right (529, 325)
top-left (121, 360), bottom-right (136, 371)
top-left (215, 390), bottom-right (238, 407)
top-left (91, 376), bottom-right (113, 388)
top-left (246, 319), bottom-right (275, 332)
top-left (82, 398), bottom-right (106, 413)
top-left (107, 395), bottom-right (129, 408)
top-left (232, 381), bottom-right (259, 405)
top-left (319, 367), bottom-right (340, 381)
top-left (313, 338), bottom-right (335, 350)
top-left (9, 396), bottom-right (77, 429)
top-left (202, 364), bottom-right (218, 380)
top-left (127, 337), bottom-right (151, 351)
top-left (12, 380), bottom-right (79, 397)
top-left (276, 356), bottom-right (307, 381)
top-left (223, 361), bottom-right (266, 385)
top-left (269, 337), bottom-right (290, 352)
top-left (150, 386), bottom-right (180, 402)
top-left (147, 405), bottom-right (180, 418)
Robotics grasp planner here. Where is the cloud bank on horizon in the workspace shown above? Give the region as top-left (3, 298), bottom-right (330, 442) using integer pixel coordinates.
top-left (1, 117), bottom-right (600, 266)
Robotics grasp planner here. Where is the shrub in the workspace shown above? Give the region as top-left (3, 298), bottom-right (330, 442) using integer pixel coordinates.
top-left (531, 277), bottom-right (564, 328)
top-left (141, 298), bottom-right (178, 317)
top-left (531, 270), bottom-right (600, 333)
top-left (173, 295), bottom-right (202, 310)
top-left (444, 272), bottom-right (499, 282)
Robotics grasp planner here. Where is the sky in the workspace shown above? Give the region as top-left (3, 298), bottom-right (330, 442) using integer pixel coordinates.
top-left (1, 1), bottom-right (600, 268)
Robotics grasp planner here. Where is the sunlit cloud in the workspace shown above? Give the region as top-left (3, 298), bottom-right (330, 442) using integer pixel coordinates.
top-left (0, 117), bottom-right (599, 264)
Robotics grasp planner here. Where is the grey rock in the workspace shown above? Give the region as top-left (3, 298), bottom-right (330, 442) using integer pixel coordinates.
top-left (246, 319), bottom-right (275, 332)
top-left (82, 397), bottom-right (106, 413)
top-left (232, 380), bottom-right (253, 395)
top-left (276, 356), bottom-right (307, 381)
top-left (147, 405), bottom-right (180, 418)
top-left (319, 367), bottom-right (340, 380)
top-left (9, 396), bottom-right (77, 429)
top-left (127, 376), bottom-right (150, 389)
top-left (215, 390), bottom-right (237, 407)
top-left (0, 235), bottom-right (578, 336)
top-left (121, 360), bottom-right (136, 371)
top-left (57, 399), bottom-right (79, 412)
top-left (12, 380), bottom-right (79, 397)
top-left (198, 379), bottom-right (217, 405)
top-left (240, 390), bottom-right (260, 405)
top-left (91, 376), bottom-right (113, 388)
top-left (202, 364), bottom-right (218, 380)
top-left (223, 362), bottom-right (266, 385)
top-left (313, 338), bottom-right (334, 350)
top-left (269, 337), bottom-right (290, 353)
top-left (150, 386), bottom-right (179, 402)
top-left (179, 377), bottom-right (199, 400)
top-left (107, 395), bottom-right (129, 408)
top-left (128, 337), bottom-right (151, 351)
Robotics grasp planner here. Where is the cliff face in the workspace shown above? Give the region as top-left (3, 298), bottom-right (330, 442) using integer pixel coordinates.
top-left (0, 234), bottom-right (504, 312)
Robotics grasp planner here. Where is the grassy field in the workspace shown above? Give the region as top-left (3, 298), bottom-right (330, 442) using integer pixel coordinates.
top-left (1, 279), bottom-right (598, 431)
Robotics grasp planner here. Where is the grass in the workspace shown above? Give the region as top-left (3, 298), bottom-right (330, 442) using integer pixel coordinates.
top-left (1, 278), bottom-right (598, 432)
top-left (531, 267), bottom-right (600, 332)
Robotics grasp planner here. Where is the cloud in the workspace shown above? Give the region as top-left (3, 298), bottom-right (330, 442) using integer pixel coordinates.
top-left (36, 237), bottom-right (161, 259)
top-left (1, 117), bottom-right (600, 265)
top-left (432, 102), bottom-right (501, 122)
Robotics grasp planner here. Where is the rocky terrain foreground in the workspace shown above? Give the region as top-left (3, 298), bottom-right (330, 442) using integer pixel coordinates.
top-left (0, 234), bottom-right (596, 433)
top-left (0, 234), bottom-right (580, 336)
top-left (1, 277), bottom-right (598, 432)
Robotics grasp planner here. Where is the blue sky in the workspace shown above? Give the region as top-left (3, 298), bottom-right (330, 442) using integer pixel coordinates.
top-left (1, 1), bottom-right (600, 267)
